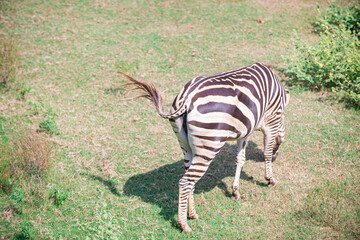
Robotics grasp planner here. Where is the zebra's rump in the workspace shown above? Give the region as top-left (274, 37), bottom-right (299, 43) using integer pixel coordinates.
top-left (173, 63), bottom-right (283, 140)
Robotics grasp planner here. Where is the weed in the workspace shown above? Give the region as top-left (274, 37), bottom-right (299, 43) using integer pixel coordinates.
top-left (18, 220), bottom-right (36, 240)
top-left (12, 131), bottom-right (53, 181)
top-left (19, 82), bottom-right (31, 100)
top-left (104, 86), bottom-right (126, 95)
top-left (115, 59), bottom-right (139, 75)
top-left (49, 187), bottom-right (68, 206)
top-left (9, 188), bottom-right (25, 213)
top-left (43, 106), bottom-right (57, 119)
top-left (36, 104), bottom-right (60, 136)
top-left (0, 143), bottom-right (12, 192)
top-left (38, 118), bottom-right (59, 136)
top-left (27, 102), bottom-right (40, 116)
top-left (0, 118), bottom-right (9, 144)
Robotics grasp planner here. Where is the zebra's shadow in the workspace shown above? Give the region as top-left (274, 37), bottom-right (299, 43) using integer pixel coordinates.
top-left (122, 141), bottom-right (266, 225)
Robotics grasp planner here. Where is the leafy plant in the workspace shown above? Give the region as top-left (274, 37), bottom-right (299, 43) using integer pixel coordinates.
top-left (19, 81), bottom-right (32, 100)
top-left (49, 187), bottom-right (68, 206)
top-left (38, 118), bottom-right (59, 136)
top-left (9, 188), bottom-right (25, 213)
top-left (28, 102), bottom-right (41, 116)
top-left (19, 220), bottom-right (36, 239)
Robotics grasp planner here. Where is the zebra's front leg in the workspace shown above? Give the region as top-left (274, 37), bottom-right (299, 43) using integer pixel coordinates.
top-left (263, 130), bottom-right (278, 187)
top-left (231, 138), bottom-right (247, 200)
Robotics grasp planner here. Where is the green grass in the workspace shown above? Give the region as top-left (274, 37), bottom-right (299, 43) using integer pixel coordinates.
top-left (1, 0), bottom-right (359, 239)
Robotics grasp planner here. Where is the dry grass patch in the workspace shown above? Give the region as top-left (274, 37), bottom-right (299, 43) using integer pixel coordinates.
top-left (0, 37), bottom-right (18, 86)
top-left (0, 130), bottom-right (54, 193)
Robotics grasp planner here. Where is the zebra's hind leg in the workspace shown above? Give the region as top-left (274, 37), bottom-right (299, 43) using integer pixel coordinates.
top-left (231, 138), bottom-right (247, 200)
top-left (177, 156), bottom-right (214, 232)
top-left (177, 177), bottom-right (195, 232)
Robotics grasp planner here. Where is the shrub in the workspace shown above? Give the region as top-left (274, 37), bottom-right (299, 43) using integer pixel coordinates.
top-left (286, 2), bottom-right (360, 108)
top-left (0, 38), bottom-right (18, 86)
top-left (314, 3), bottom-right (360, 38)
top-left (286, 27), bottom-right (360, 107)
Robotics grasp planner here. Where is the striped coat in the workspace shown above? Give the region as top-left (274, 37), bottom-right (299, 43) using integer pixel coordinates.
top-left (122, 62), bottom-right (290, 232)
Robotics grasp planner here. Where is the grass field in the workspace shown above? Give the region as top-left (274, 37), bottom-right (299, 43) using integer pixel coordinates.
top-left (1, 0), bottom-right (359, 239)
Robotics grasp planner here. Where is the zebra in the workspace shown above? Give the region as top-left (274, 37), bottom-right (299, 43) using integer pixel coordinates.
top-left (121, 62), bottom-right (290, 232)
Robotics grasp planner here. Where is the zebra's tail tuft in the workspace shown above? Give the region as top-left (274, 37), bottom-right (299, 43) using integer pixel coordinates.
top-left (119, 71), bottom-right (186, 119)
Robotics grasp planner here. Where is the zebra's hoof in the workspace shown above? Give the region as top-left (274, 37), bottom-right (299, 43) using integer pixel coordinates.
top-left (231, 191), bottom-right (241, 200)
top-left (180, 224), bottom-right (192, 233)
top-left (188, 213), bottom-right (199, 219)
top-left (268, 180), bottom-right (278, 188)
top-left (272, 152), bottom-right (278, 162)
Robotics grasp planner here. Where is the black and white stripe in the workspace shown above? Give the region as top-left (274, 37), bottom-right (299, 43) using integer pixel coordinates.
top-left (121, 62), bottom-right (290, 232)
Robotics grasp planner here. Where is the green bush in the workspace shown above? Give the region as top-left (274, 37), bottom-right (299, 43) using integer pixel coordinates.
top-left (286, 27), bottom-right (360, 107)
top-left (286, 2), bottom-right (360, 108)
top-left (314, 3), bottom-right (360, 38)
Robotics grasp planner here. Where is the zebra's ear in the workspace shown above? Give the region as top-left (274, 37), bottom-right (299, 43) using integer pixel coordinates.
top-left (285, 89), bottom-right (290, 107)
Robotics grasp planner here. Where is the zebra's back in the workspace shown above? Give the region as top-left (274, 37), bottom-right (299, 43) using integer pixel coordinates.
top-left (173, 62), bottom-right (285, 141)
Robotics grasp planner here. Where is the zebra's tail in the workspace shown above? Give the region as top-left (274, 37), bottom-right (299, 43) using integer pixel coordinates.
top-left (119, 72), bottom-right (186, 119)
